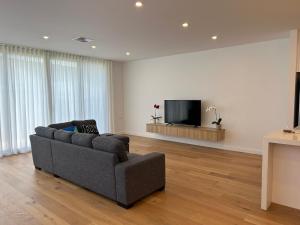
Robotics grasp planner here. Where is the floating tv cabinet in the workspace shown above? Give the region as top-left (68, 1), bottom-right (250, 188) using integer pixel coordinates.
top-left (146, 123), bottom-right (225, 142)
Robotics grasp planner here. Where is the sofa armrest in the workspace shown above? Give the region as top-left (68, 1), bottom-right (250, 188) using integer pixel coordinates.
top-left (115, 152), bottom-right (165, 206)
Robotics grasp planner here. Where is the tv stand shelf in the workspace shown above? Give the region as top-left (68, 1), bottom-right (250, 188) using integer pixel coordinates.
top-left (146, 123), bottom-right (225, 142)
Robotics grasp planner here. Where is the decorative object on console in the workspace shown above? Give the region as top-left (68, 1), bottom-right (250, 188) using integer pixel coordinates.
top-left (151, 104), bottom-right (162, 123)
top-left (206, 106), bottom-right (222, 129)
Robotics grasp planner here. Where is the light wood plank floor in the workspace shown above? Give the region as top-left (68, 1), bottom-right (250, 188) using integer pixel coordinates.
top-left (1, 135), bottom-right (300, 225)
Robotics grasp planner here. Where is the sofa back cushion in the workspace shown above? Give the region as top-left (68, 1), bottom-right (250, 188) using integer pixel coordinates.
top-left (92, 137), bottom-right (128, 162)
top-left (35, 126), bottom-right (57, 139)
top-left (48, 121), bottom-right (73, 130)
top-left (72, 133), bottom-right (98, 148)
top-left (72, 120), bottom-right (99, 134)
top-left (54, 130), bottom-right (74, 143)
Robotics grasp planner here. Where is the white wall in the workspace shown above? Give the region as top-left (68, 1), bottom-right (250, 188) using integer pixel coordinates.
top-left (122, 39), bottom-right (290, 154)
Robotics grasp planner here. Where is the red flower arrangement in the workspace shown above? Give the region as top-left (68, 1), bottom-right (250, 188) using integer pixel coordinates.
top-left (154, 104), bottom-right (160, 109)
top-left (151, 104), bottom-right (162, 123)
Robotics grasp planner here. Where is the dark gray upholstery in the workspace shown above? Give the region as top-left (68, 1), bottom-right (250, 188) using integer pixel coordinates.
top-left (102, 133), bottom-right (130, 152)
top-left (35, 126), bottom-right (56, 139)
top-left (93, 136), bottom-right (128, 162)
top-left (102, 133), bottom-right (129, 144)
top-left (30, 122), bottom-right (165, 208)
top-left (48, 122), bottom-right (73, 130)
top-left (30, 135), bottom-right (54, 173)
top-left (115, 153), bottom-right (165, 205)
top-left (72, 133), bottom-right (98, 148)
top-left (54, 130), bottom-right (73, 143)
top-left (51, 140), bottom-right (118, 200)
top-left (127, 153), bottom-right (139, 160)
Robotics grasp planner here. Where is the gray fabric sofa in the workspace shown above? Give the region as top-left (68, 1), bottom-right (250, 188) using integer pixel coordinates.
top-left (30, 123), bottom-right (165, 208)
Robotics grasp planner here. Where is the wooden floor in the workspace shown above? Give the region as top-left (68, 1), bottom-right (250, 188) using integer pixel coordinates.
top-left (1, 136), bottom-right (300, 225)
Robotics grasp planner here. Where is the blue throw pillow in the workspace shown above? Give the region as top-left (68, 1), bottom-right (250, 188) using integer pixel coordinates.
top-left (63, 126), bottom-right (76, 132)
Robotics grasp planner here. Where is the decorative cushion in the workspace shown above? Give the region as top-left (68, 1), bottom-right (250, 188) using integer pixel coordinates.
top-left (35, 126), bottom-right (57, 139)
top-left (81, 124), bottom-right (99, 134)
top-left (54, 130), bottom-right (74, 143)
top-left (92, 136), bottom-right (128, 162)
top-left (72, 120), bottom-right (99, 134)
top-left (72, 133), bottom-right (98, 148)
top-left (63, 126), bottom-right (77, 132)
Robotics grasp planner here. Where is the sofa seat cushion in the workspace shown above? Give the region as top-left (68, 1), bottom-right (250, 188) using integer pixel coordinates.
top-left (54, 130), bottom-right (74, 143)
top-left (72, 133), bottom-right (98, 148)
top-left (92, 136), bottom-right (128, 162)
top-left (35, 127), bottom-right (57, 139)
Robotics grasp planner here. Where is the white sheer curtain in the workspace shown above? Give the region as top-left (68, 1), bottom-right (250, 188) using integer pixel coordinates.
top-left (49, 54), bottom-right (82, 122)
top-left (49, 53), bottom-right (113, 132)
top-left (80, 58), bottom-right (113, 132)
top-left (0, 45), bottom-right (113, 157)
top-left (0, 46), bottom-right (50, 156)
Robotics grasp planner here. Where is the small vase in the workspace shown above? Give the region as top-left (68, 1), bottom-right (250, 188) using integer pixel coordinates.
top-left (215, 124), bottom-right (222, 129)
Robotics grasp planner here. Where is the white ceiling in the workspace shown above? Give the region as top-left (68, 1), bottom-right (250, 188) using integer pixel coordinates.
top-left (0, 0), bottom-right (300, 61)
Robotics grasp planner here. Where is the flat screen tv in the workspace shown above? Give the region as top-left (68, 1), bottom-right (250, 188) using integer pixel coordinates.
top-left (294, 72), bottom-right (300, 128)
top-left (165, 100), bottom-right (201, 126)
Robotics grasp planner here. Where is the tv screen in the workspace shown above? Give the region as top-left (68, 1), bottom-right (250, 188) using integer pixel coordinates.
top-left (294, 72), bottom-right (300, 128)
top-left (165, 100), bottom-right (201, 126)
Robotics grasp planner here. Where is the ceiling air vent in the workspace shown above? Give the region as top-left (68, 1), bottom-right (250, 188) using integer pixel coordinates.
top-left (72, 37), bottom-right (94, 43)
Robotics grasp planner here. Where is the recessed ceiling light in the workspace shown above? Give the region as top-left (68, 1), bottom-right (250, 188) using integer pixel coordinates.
top-left (43, 36), bottom-right (49, 40)
top-left (135, 1), bottom-right (143, 7)
top-left (211, 35), bottom-right (218, 40)
top-left (182, 22), bottom-right (189, 28)
top-left (126, 52), bottom-right (131, 56)
top-left (91, 45), bottom-right (96, 49)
